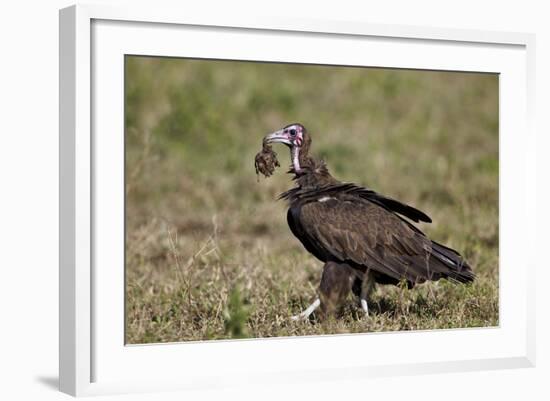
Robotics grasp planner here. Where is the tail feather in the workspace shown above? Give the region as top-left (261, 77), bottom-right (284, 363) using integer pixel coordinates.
top-left (431, 241), bottom-right (475, 283)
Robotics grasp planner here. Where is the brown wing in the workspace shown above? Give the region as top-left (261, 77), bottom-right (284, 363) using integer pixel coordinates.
top-left (296, 196), bottom-right (463, 284)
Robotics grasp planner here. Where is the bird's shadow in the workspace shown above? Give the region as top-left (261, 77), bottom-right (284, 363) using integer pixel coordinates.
top-left (371, 299), bottom-right (398, 316)
top-left (292, 297), bottom-right (412, 323)
top-left (346, 298), bottom-right (397, 320)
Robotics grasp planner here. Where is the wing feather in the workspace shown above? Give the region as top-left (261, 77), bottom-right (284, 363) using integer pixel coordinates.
top-left (297, 197), bottom-right (450, 284)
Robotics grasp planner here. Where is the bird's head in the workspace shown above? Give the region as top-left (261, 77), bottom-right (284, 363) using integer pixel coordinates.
top-left (264, 123), bottom-right (307, 148)
top-left (264, 123), bottom-right (311, 174)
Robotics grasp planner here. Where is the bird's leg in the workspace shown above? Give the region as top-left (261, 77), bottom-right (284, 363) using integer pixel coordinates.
top-left (318, 262), bottom-right (355, 319)
top-left (291, 298), bottom-right (321, 321)
top-left (360, 269), bottom-right (376, 317)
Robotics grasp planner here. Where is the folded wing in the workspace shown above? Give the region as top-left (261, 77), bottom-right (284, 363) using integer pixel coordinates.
top-left (291, 196), bottom-right (473, 285)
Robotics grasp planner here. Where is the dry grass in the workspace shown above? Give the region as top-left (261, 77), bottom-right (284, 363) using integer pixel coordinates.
top-left (124, 56), bottom-right (499, 344)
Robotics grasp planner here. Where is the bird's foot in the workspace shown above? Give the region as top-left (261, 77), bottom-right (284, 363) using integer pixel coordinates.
top-left (291, 298), bottom-right (320, 321)
top-left (360, 298), bottom-right (369, 317)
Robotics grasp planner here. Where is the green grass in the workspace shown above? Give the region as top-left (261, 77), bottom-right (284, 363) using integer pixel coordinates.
top-left (124, 56), bottom-right (499, 344)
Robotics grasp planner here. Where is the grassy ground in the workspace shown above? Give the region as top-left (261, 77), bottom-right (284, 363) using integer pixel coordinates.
top-left (125, 56), bottom-right (499, 344)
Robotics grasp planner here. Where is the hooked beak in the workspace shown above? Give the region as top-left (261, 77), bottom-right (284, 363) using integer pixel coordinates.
top-left (264, 129), bottom-right (292, 147)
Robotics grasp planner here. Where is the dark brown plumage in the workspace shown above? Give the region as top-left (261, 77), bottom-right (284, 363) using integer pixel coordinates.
top-left (261, 123), bottom-right (474, 319)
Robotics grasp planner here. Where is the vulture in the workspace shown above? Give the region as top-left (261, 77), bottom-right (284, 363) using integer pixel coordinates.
top-left (259, 123), bottom-right (474, 320)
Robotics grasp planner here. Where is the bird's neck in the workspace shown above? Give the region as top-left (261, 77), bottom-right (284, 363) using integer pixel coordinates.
top-left (291, 147), bottom-right (302, 173)
top-left (279, 145), bottom-right (340, 203)
top-left (291, 142), bottom-right (314, 175)
top-left (291, 152), bottom-right (339, 189)
top-left (289, 137), bottom-right (338, 186)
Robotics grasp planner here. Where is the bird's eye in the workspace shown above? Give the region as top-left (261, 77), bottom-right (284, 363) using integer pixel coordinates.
top-left (289, 129), bottom-right (297, 137)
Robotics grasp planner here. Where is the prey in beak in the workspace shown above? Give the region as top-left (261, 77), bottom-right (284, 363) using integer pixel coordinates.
top-left (256, 123), bottom-right (308, 178)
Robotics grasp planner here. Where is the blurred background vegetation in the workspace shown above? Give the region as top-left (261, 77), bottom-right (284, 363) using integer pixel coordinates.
top-left (125, 56), bottom-right (498, 344)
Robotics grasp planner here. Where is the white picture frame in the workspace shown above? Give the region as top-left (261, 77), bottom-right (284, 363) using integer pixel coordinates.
top-left (59, 4), bottom-right (536, 397)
